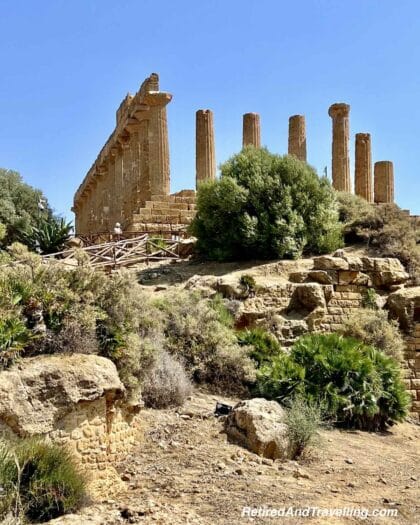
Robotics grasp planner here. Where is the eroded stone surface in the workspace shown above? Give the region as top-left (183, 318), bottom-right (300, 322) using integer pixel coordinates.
top-left (328, 102), bottom-right (350, 192)
top-left (242, 113), bottom-right (261, 147)
top-left (225, 398), bottom-right (289, 459)
top-left (355, 133), bottom-right (373, 202)
top-left (288, 115), bottom-right (306, 161)
top-left (374, 161), bottom-right (394, 203)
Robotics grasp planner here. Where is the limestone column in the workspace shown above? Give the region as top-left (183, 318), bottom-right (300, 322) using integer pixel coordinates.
top-left (242, 113), bottom-right (261, 147)
top-left (328, 103), bottom-right (351, 192)
top-left (355, 133), bottom-right (373, 202)
top-left (196, 109), bottom-right (216, 187)
top-left (114, 146), bottom-right (124, 224)
top-left (121, 138), bottom-right (132, 221)
top-left (374, 161), bottom-right (394, 203)
top-left (288, 115), bottom-right (306, 161)
top-left (145, 92), bottom-right (172, 197)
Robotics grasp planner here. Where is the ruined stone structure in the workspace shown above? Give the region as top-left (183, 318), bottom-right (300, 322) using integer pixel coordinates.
top-left (242, 112), bottom-right (261, 148)
top-left (73, 73), bottom-right (195, 235)
top-left (374, 161), bottom-right (394, 204)
top-left (355, 133), bottom-right (373, 202)
top-left (187, 256), bottom-right (420, 419)
top-left (288, 115), bottom-right (306, 161)
top-left (328, 103), bottom-right (351, 192)
top-left (73, 76), bottom-right (409, 236)
top-left (196, 109), bottom-right (216, 185)
top-left (0, 355), bottom-right (142, 497)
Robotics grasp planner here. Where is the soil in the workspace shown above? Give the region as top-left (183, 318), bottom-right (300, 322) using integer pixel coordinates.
top-left (55, 392), bottom-right (420, 525)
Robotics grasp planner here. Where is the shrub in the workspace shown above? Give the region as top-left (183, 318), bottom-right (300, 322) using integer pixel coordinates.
top-left (209, 294), bottom-right (234, 328)
top-left (0, 250), bottom-right (254, 396)
top-left (239, 274), bottom-right (257, 297)
top-left (237, 327), bottom-right (281, 366)
top-left (155, 290), bottom-right (256, 394)
top-left (342, 308), bottom-right (405, 361)
top-left (362, 288), bottom-right (380, 310)
top-left (0, 316), bottom-right (34, 368)
top-left (256, 333), bottom-right (409, 430)
top-left (190, 148), bottom-right (343, 261)
top-left (337, 192), bottom-right (420, 284)
top-left (255, 350), bottom-right (305, 402)
top-left (142, 350), bottom-right (192, 408)
top-left (284, 396), bottom-right (322, 459)
top-left (0, 439), bottom-right (85, 522)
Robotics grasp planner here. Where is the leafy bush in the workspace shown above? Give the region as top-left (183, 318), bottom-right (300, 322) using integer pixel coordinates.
top-left (239, 274), bottom-right (257, 297)
top-left (209, 294), bottom-right (234, 328)
top-left (0, 439), bottom-right (85, 522)
top-left (0, 316), bottom-right (35, 368)
top-left (337, 192), bottom-right (420, 284)
top-left (342, 308), bottom-right (405, 361)
top-left (237, 327), bottom-right (281, 366)
top-left (155, 290), bottom-right (256, 394)
top-left (0, 248), bottom-right (255, 396)
top-left (284, 396), bottom-right (322, 459)
top-left (190, 148), bottom-right (343, 261)
top-left (142, 350), bottom-right (192, 408)
top-left (256, 333), bottom-right (409, 430)
top-left (362, 288), bottom-right (380, 310)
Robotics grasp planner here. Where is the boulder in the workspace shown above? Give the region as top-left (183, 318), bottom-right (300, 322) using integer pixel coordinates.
top-left (288, 283), bottom-right (327, 313)
top-left (0, 354), bottom-right (124, 437)
top-left (312, 256), bottom-right (349, 271)
top-left (308, 270), bottom-right (336, 285)
top-left (369, 258), bottom-right (409, 288)
top-left (387, 286), bottom-right (420, 331)
top-left (224, 398), bottom-right (289, 459)
top-left (184, 275), bottom-right (218, 297)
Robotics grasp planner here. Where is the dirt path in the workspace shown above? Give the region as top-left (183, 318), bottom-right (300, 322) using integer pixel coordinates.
top-left (50, 392), bottom-right (419, 524)
top-left (112, 393), bottom-right (419, 525)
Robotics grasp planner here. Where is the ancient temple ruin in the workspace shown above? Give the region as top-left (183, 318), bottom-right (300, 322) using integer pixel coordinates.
top-left (73, 74), bottom-right (196, 235)
top-left (73, 73), bottom-right (403, 236)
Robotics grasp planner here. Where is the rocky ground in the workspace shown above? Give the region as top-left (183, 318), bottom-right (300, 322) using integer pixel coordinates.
top-left (49, 392), bottom-right (419, 525)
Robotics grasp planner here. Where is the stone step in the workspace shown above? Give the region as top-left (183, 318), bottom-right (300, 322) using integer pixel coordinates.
top-left (174, 196), bottom-right (196, 205)
top-left (150, 194), bottom-right (175, 203)
top-left (172, 189), bottom-right (196, 197)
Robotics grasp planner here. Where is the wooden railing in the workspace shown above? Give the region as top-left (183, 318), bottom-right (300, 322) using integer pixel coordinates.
top-left (77, 226), bottom-right (189, 246)
top-left (43, 234), bottom-right (186, 270)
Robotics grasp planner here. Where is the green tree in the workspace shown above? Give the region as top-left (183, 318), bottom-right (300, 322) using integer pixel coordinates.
top-left (0, 168), bottom-right (73, 252)
top-left (190, 148), bottom-right (343, 261)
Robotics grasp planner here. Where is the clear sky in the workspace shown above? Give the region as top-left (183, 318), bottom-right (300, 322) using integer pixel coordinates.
top-left (0, 0), bottom-right (419, 219)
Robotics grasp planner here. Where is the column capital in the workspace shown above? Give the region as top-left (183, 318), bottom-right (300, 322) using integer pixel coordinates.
top-left (328, 103), bottom-right (350, 118)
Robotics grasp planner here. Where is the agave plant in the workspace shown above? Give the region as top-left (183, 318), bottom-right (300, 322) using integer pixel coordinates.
top-left (21, 217), bottom-right (73, 254)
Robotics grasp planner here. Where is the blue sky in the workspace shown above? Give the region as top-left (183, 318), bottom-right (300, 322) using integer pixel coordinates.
top-left (0, 0), bottom-right (419, 219)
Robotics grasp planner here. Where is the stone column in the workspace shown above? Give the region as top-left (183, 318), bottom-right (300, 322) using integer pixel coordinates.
top-left (288, 115), bottom-right (306, 161)
top-left (114, 146), bottom-right (124, 224)
top-left (354, 133), bottom-right (373, 202)
top-left (145, 92), bottom-right (172, 197)
top-left (196, 109), bottom-right (216, 187)
top-left (328, 103), bottom-right (351, 192)
top-left (243, 113), bottom-right (261, 147)
top-left (374, 161), bottom-right (394, 203)
top-left (121, 138), bottom-right (131, 222)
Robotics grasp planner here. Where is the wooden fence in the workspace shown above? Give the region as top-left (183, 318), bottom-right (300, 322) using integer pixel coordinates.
top-left (42, 234), bottom-right (185, 270)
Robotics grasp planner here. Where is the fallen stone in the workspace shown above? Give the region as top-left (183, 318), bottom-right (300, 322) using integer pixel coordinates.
top-left (224, 398), bottom-right (289, 460)
top-left (387, 286), bottom-right (420, 331)
top-left (312, 256), bottom-right (349, 271)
